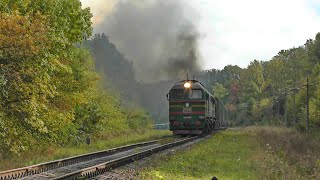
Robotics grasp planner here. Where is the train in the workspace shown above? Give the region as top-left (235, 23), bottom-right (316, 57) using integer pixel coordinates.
top-left (167, 79), bottom-right (228, 135)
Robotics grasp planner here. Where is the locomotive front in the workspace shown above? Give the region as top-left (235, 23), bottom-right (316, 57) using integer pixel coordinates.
top-left (167, 80), bottom-right (214, 135)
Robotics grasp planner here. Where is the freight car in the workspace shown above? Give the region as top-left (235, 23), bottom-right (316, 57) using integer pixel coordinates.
top-left (167, 79), bottom-right (228, 135)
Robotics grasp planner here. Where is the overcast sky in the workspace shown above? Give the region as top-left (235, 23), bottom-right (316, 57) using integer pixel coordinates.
top-left (81, 0), bottom-right (320, 70)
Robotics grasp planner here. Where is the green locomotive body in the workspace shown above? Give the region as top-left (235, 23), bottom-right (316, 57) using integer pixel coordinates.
top-left (167, 79), bottom-right (228, 135)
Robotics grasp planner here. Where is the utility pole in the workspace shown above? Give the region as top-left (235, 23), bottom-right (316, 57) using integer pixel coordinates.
top-left (306, 76), bottom-right (309, 132)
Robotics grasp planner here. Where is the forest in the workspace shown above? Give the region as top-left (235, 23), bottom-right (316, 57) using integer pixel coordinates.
top-left (203, 34), bottom-right (320, 134)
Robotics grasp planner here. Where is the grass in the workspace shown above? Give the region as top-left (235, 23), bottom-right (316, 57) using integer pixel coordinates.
top-left (0, 129), bottom-right (171, 171)
top-left (140, 126), bottom-right (320, 179)
top-left (140, 130), bottom-right (261, 179)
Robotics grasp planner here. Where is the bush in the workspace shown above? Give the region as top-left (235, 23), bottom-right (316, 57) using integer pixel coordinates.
top-left (126, 109), bottom-right (153, 131)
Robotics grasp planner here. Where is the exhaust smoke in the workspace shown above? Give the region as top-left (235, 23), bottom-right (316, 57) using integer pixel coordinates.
top-left (94, 0), bottom-right (201, 82)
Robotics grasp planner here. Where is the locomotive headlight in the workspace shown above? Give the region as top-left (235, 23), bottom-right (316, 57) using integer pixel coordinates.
top-left (184, 82), bottom-right (191, 88)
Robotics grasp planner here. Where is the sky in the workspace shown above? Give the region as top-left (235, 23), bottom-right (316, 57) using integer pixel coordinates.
top-left (81, 0), bottom-right (320, 70)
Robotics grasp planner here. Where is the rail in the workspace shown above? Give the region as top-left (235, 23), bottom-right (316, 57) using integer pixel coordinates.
top-left (0, 139), bottom-right (163, 180)
top-left (52, 136), bottom-right (202, 180)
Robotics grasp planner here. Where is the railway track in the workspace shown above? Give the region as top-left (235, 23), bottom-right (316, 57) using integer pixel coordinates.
top-left (0, 135), bottom-right (205, 180)
top-left (0, 137), bottom-right (168, 180)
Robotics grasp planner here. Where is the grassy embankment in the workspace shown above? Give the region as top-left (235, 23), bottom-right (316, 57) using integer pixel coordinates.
top-left (140, 127), bottom-right (320, 179)
top-left (0, 130), bottom-right (171, 171)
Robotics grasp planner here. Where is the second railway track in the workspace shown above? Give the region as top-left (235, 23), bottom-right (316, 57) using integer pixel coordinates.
top-left (0, 135), bottom-right (208, 180)
top-left (0, 137), bottom-right (167, 180)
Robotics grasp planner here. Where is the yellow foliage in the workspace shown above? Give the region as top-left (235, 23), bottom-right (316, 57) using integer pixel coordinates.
top-left (0, 11), bottom-right (49, 60)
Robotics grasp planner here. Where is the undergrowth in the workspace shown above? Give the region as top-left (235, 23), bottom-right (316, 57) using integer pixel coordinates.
top-left (140, 126), bottom-right (320, 179)
top-left (246, 126), bottom-right (320, 179)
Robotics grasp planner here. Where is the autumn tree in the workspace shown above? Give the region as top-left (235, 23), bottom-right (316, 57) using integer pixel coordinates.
top-left (0, 12), bottom-right (54, 153)
top-left (0, 0), bottom-right (98, 154)
top-left (0, 1), bottom-right (154, 155)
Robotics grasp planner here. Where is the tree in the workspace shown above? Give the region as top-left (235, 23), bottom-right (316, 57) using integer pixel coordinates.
top-left (0, 0), bottom-right (92, 48)
top-left (240, 60), bottom-right (265, 101)
top-left (0, 0), bottom-right (95, 154)
top-left (212, 83), bottom-right (228, 102)
top-left (0, 12), bottom-right (54, 153)
top-left (264, 57), bottom-right (286, 94)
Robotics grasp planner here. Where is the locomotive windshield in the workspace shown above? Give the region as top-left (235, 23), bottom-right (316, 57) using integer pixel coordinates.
top-left (190, 90), bottom-right (202, 99)
top-left (170, 89), bottom-right (203, 99)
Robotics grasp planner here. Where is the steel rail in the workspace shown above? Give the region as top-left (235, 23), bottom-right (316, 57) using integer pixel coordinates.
top-left (0, 138), bottom-right (168, 180)
top-left (52, 136), bottom-right (202, 180)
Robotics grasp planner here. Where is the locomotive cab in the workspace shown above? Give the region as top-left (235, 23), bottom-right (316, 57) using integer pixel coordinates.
top-left (167, 80), bottom-right (215, 135)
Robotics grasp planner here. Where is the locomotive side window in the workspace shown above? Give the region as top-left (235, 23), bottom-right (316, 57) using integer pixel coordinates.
top-left (189, 89), bottom-right (203, 99)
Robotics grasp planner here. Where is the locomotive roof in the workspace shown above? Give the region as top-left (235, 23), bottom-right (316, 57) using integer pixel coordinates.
top-left (171, 80), bottom-right (205, 90)
top-left (169, 79), bottom-right (226, 107)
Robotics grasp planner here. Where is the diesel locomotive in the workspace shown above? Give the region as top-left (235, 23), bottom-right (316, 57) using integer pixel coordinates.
top-left (167, 79), bottom-right (228, 135)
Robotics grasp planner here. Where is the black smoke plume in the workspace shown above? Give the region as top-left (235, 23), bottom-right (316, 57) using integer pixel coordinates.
top-left (95, 0), bottom-right (201, 82)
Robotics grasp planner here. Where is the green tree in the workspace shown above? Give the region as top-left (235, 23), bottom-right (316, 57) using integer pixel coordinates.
top-left (0, 12), bottom-right (54, 154)
top-left (0, 0), bottom-right (95, 154)
top-left (0, 0), bottom-right (92, 48)
top-left (264, 57), bottom-right (286, 94)
top-left (212, 83), bottom-right (228, 102)
top-left (240, 60), bottom-right (265, 101)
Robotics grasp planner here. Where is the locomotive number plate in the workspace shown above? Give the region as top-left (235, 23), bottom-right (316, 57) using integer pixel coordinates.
top-left (183, 107), bottom-right (192, 113)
